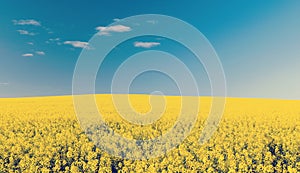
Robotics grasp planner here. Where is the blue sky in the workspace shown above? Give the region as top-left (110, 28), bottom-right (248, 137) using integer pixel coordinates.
top-left (0, 1), bottom-right (299, 99)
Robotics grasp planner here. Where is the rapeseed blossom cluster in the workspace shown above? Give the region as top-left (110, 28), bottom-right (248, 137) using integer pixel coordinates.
top-left (0, 95), bottom-right (299, 172)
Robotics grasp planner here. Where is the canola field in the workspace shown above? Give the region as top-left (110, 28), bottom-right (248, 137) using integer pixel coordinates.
top-left (0, 95), bottom-right (299, 172)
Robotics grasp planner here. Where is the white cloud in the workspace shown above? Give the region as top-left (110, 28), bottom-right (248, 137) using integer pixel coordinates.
top-left (17, 30), bottom-right (36, 36)
top-left (35, 51), bottom-right (45, 55)
top-left (134, 41), bottom-right (160, 48)
top-left (64, 41), bottom-right (89, 49)
top-left (13, 19), bottom-right (41, 26)
top-left (22, 53), bottom-right (34, 57)
top-left (95, 25), bottom-right (131, 36)
top-left (27, 42), bottom-right (34, 45)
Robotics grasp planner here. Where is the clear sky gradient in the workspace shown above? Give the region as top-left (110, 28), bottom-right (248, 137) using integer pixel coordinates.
top-left (0, 1), bottom-right (299, 99)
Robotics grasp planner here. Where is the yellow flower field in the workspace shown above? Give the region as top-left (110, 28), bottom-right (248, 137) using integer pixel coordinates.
top-left (0, 95), bottom-right (299, 172)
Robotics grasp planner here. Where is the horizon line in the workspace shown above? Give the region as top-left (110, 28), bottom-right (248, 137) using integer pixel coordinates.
top-left (0, 93), bottom-right (299, 101)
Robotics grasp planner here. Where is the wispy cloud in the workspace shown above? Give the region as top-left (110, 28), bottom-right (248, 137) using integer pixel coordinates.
top-left (17, 30), bottom-right (36, 36)
top-left (46, 38), bottom-right (61, 45)
top-left (22, 53), bottom-right (34, 57)
top-left (13, 19), bottom-right (41, 26)
top-left (49, 38), bottom-right (60, 42)
top-left (35, 51), bottom-right (45, 56)
top-left (113, 18), bottom-right (121, 22)
top-left (134, 41), bottom-right (160, 48)
top-left (0, 82), bottom-right (9, 86)
top-left (64, 41), bottom-right (89, 49)
top-left (27, 42), bottom-right (34, 45)
top-left (96, 25), bottom-right (131, 36)
top-left (146, 20), bottom-right (157, 24)
top-left (43, 26), bottom-right (53, 34)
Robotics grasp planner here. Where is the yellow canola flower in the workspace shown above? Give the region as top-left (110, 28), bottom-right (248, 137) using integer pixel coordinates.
top-left (0, 95), bottom-right (299, 172)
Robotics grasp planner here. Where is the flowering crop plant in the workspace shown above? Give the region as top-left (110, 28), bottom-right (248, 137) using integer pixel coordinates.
top-left (0, 95), bottom-right (299, 172)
